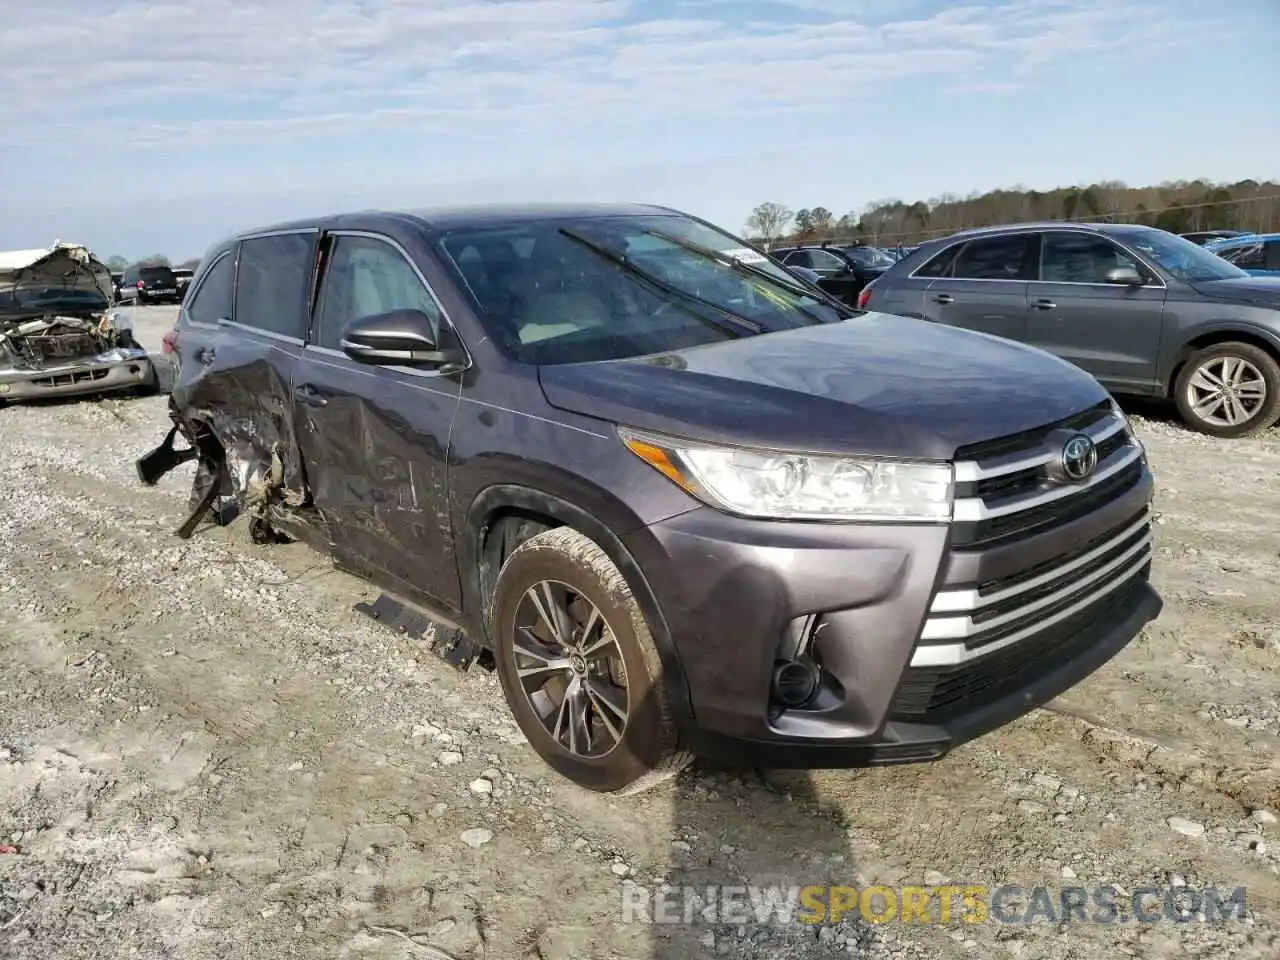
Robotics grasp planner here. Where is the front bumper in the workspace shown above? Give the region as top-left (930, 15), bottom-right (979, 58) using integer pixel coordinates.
top-left (0, 347), bottom-right (153, 401)
top-left (624, 461), bottom-right (1161, 769)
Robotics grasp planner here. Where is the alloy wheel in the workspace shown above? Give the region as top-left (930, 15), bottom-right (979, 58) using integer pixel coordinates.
top-left (1184, 355), bottom-right (1268, 428)
top-left (510, 579), bottom-right (630, 758)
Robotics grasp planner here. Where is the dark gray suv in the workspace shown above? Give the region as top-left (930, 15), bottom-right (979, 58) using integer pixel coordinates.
top-left (861, 222), bottom-right (1280, 438)
top-left (135, 203), bottom-right (1161, 792)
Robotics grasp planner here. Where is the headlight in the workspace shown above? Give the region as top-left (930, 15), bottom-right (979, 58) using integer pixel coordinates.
top-left (620, 428), bottom-right (953, 522)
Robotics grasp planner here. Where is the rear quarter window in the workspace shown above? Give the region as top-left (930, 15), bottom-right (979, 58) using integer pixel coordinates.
top-left (911, 243), bottom-right (960, 278)
top-left (186, 253), bottom-right (234, 324)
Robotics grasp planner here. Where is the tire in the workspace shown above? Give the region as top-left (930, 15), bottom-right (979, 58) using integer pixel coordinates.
top-left (489, 527), bottom-right (690, 792)
top-left (1174, 342), bottom-right (1280, 438)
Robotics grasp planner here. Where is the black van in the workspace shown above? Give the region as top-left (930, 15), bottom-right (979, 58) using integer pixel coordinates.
top-left (120, 264), bottom-right (181, 305)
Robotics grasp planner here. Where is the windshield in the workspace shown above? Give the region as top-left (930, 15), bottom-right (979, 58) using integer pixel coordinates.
top-left (1123, 229), bottom-right (1249, 283)
top-left (1, 266), bottom-right (110, 314)
top-left (844, 246), bottom-right (895, 267)
top-left (140, 267), bottom-right (175, 281)
top-left (437, 214), bottom-right (850, 365)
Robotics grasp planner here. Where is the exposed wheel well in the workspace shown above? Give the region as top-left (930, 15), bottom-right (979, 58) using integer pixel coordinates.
top-left (1167, 331), bottom-right (1280, 398)
top-left (465, 489), bottom-right (693, 722)
top-left (477, 507), bottom-right (563, 615)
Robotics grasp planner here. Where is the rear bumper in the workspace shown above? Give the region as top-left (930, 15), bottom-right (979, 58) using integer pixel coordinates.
top-left (0, 348), bottom-right (153, 401)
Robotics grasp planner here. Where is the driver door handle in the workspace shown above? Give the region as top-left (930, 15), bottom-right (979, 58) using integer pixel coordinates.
top-left (293, 383), bottom-right (328, 407)
top-left (1031, 299), bottom-right (1057, 310)
top-left (931, 293), bottom-right (954, 305)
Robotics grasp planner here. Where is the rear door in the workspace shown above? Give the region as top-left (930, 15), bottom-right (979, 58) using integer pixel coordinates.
top-left (863, 242), bottom-right (957, 318)
top-left (203, 230), bottom-right (315, 506)
top-left (1024, 230), bottom-right (1167, 392)
top-left (923, 232), bottom-right (1036, 341)
top-left (292, 230), bottom-right (464, 613)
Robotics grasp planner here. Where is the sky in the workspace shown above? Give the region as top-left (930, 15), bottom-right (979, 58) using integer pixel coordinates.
top-left (2, 0), bottom-right (1277, 262)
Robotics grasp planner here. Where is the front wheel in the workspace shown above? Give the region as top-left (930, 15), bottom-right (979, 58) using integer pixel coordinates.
top-left (489, 527), bottom-right (689, 792)
top-left (1174, 342), bottom-right (1280, 438)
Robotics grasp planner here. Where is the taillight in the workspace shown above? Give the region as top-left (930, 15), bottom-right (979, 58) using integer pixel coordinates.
top-left (857, 286), bottom-right (873, 309)
top-left (137, 280), bottom-right (145, 289)
top-left (161, 329), bottom-right (178, 354)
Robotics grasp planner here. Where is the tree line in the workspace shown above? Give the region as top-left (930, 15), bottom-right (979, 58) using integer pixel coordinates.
top-left (744, 178), bottom-right (1280, 247)
top-left (103, 254), bottom-right (201, 272)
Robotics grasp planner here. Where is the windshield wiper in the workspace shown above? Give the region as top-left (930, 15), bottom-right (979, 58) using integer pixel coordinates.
top-left (557, 228), bottom-right (763, 336)
top-left (638, 227), bottom-right (849, 322)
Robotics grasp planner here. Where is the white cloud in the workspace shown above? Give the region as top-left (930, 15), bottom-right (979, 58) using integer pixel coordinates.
top-left (2, 0), bottom-right (1205, 146)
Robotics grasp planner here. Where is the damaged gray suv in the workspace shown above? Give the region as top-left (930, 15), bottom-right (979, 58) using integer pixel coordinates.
top-left (136, 204), bottom-right (1162, 792)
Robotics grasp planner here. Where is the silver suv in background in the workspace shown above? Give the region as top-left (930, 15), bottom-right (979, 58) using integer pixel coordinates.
top-left (862, 223), bottom-right (1280, 437)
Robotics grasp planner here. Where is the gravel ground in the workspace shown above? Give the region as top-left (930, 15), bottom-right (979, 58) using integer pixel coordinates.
top-left (0, 306), bottom-right (1278, 959)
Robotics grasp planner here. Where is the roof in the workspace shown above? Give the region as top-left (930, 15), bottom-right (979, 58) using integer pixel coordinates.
top-left (227, 202), bottom-right (675, 242)
top-left (941, 221), bottom-right (1152, 240)
top-left (1207, 232), bottom-right (1280, 247)
top-left (407, 201), bottom-right (671, 230)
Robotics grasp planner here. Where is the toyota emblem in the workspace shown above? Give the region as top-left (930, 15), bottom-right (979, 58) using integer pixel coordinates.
top-left (1060, 434), bottom-right (1098, 481)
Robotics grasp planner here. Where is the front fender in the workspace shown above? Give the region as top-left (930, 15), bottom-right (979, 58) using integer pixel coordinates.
top-left (1160, 320), bottom-right (1280, 387)
top-left (460, 481), bottom-right (695, 723)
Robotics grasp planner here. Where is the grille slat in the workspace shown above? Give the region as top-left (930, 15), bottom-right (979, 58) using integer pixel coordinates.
top-left (893, 402), bottom-right (1155, 724)
top-left (892, 569), bottom-right (1150, 722)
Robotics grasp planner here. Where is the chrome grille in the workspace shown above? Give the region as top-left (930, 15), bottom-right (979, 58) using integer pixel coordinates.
top-left (950, 404), bottom-right (1146, 545)
top-left (902, 402), bottom-right (1154, 679)
top-left (912, 507), bottom-right (1152, 667)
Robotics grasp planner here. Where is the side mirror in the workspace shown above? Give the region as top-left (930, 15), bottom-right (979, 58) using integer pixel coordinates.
top-left (1104, 266), bottom-right (1146, 286)
top-left (340, 309), bottom-right (464, 369)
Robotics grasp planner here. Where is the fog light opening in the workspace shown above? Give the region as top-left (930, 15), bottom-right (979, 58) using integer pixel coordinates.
top-left (772, 657), bottom-right (821, 709)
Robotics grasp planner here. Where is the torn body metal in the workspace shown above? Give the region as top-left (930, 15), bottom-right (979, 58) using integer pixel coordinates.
top-left (0, 243), bottom-right (154, 403)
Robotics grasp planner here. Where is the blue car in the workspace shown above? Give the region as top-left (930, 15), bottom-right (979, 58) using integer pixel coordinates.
top-left (1205, 232), bottom-right (1280, 276)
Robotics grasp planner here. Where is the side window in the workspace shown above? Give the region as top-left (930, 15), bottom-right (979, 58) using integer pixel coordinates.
top-left (952, 235), bottom-right (1035, 281)
top-left (234, 233), bottom-right (315, 339)
top-left (808, 250), bottom-right (846, 271)
top-left (186, 254), bottom-right (234, 323)
top-left (1217, 242), bottom-right (1265, 269)
top-left (313, 235), bottom-right (443, 351)
top-left (914, 244), bottom-right (960, 278)
top-left (1266, 240), bottom-right (1280, 271)
top-left (784, 250), bottom-right (813, 269)
top-left (1040, 232), bottom-right (1141, 283)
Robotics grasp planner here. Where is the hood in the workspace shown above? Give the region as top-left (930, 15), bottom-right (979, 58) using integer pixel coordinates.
top-left (0, 242), bottom-right (114, 319)
top-left (538, 313), bottom-right (1110, 460)
top-left (1193, 276), bottom-right (1280, 307)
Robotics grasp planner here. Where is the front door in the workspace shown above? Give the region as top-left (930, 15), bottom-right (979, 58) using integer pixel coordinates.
top-left (1025, 230), bottom-right (1167, 392)
top-left (292, 231), bottom-right (464, 613)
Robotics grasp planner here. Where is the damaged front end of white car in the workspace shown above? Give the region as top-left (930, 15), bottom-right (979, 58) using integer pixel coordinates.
top-left (0, 242), bottom-right (155, 404)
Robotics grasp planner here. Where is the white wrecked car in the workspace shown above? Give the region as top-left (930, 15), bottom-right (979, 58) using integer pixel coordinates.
top-left (0, 242), bottom-right (155, 404)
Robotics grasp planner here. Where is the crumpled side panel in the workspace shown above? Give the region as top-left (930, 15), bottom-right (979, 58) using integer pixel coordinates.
top-left (173, 355), bottom-right (311, 525)
top-left (287, 357), bottom-right (460, 609)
